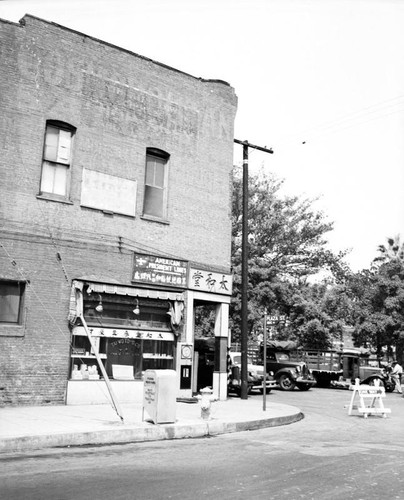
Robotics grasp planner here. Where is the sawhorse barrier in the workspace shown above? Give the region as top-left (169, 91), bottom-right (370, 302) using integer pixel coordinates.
top-left (347, 378), bottom-right (391, 418)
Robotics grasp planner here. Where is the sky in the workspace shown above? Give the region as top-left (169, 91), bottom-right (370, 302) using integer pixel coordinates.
top-left (1, 0), bottom-right (404, 272)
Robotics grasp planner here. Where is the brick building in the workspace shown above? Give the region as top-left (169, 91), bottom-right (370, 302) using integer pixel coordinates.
top-left (0, 15), bottom-right (237, 406)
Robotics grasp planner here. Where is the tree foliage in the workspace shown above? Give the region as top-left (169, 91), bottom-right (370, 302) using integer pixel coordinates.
top-left (230, 169), bottom-right (349, 344)
top-left (372, 235), bottom-right (404, 268)
top-left (351, 257), bottom-right (404, 361)
top-left (280, 283), bottom-right (354, 349)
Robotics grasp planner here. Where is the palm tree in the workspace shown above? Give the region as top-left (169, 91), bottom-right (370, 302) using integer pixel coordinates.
top-left (373, 235), bottom-right (404, 267)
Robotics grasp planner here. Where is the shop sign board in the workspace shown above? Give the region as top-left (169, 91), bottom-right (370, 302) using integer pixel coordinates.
top-left (188, 268), bottom-right (232, 295)
top-left (132, 253), bottom-right (188, 287)
top-left (73, 326), bottom-right (174, 341)
top-left (80, 168), bottom-right (137, 217)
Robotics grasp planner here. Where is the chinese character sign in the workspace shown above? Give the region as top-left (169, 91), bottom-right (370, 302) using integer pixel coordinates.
top-left (132, 253), bottom-right (188, 287)
top-left (188, 268), bottom-right (233, 295)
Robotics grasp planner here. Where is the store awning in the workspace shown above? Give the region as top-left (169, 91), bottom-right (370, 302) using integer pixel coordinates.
top-left (85, 281), bottom-right (184, 302)
top-left (68, 280), bottom-right (184, 326)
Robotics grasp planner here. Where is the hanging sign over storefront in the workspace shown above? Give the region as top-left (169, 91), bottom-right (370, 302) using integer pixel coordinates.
top-left (73, 326), bottom-right (174, 341)
top-left (188, 268), bottom-right (233, 295)
top-left (132, 253), bottom-right (188, 287)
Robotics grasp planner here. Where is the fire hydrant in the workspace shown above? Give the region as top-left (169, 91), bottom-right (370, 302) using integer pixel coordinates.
top-left (196, 387), bottom-right (218, 420)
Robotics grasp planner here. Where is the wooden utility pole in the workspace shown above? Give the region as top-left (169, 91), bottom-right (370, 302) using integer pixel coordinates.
top-left (234, 139), bottom-right (273, 399)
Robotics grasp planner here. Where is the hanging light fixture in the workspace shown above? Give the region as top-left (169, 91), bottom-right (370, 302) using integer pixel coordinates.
top-left (133, 298), bottom-right (140, 315)
top-left (95, 294), bottom-right (103, 313)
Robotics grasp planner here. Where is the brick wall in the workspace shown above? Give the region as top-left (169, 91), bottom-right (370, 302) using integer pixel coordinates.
top-left (1, 15), bottom-right (237, 268)
top-left (0, 15), bottom-right (237, 405)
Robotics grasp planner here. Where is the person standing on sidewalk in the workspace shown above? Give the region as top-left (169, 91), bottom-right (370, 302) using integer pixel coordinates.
top-left (391, 361), bottom-right (403, 394)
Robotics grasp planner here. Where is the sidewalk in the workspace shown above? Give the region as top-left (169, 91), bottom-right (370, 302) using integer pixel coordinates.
top-left (0, 398), bottom-right (303, 454)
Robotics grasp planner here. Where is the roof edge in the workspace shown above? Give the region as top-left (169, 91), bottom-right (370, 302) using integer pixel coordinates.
top-left (17, 14), bottom-right (232, 87)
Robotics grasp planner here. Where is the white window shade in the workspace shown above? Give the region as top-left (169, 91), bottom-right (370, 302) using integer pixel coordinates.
top-left (57, 129), bottom-right (71, 163)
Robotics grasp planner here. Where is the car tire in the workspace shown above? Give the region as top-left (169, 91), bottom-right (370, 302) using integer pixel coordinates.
top-left (278, 374), bottom-right (296, 391)
top-left (366, 377), bottom-right (383, 388)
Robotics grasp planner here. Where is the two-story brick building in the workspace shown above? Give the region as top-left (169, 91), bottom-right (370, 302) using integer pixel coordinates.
top-left (0, 14), bottom-right (237, 406)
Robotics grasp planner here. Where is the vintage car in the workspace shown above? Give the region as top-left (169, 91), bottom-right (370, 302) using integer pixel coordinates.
top-left (228, 352), bottom-right (277, 394)
top-left (262, 341), bottom-right (316, 391)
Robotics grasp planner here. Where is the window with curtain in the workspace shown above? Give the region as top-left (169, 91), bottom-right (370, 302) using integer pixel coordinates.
top-left (0, 281), bottom-right (25, 324)
top-left (39, 121), bottom-right (75, 199)
top-left (143, 148), bottom-right (169, 220)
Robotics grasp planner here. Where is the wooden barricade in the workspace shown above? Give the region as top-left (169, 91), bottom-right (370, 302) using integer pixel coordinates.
top-left (347, 378), bottom-right (391, 418)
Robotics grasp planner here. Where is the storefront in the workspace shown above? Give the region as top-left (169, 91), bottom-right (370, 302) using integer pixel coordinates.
top-left (66, 253), bottom-right (186, 405)
top-left (65, 253), bottom-right (232, 404)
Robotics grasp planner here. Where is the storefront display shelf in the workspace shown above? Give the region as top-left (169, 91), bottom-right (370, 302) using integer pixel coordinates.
top-left (142, 354), bottom-right (173, 359)
top-left (71, 354), bottom-right (107, 359)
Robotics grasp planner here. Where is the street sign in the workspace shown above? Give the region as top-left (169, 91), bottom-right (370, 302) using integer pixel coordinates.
top-left (266, 315), bottom-right (286, 325)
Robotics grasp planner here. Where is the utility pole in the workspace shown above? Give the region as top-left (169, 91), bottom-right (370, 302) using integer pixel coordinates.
top-left (234, 139), bottom-right (273, 399)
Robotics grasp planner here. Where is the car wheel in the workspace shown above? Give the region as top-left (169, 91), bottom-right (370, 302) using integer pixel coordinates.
top-left (278, 374), bottom-right (296, 391)
top-left (297, 383), bottom-right (311, 391)
top-left (367, 377), bottom-right (383, 388)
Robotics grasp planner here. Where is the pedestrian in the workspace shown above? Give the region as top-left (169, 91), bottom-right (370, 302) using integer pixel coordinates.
top-left (227, 348), bottom-right (233, 385)
top-left (390, 361), bottom-right (403, 394)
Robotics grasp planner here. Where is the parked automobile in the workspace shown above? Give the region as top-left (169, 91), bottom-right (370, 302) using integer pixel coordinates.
top-left (228, 352), bottom-right (276, 394)
top-left (261, 341), bottom-right (316, 391)
top-left (331, 348), bottom-right (396, 392)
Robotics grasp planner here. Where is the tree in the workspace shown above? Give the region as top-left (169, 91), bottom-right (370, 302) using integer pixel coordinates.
top-left (279, 283), bottom-right (353, 349)
top-left (351, 259), bottom-right (404, 362)
top-left (372, 235), bottom-right (404, 268)
top-left (230, 169), bottom-right (349, 342)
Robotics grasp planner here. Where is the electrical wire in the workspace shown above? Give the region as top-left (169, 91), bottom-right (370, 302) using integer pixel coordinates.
top-left (276, 93), bottom-right (404, 148)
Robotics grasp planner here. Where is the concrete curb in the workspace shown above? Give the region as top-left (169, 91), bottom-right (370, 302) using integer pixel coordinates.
top-left (0, 410), bottom-right (304, 454)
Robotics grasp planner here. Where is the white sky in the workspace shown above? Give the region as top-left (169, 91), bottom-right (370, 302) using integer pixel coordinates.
top-left (1, 0), bottom-right (404, 271)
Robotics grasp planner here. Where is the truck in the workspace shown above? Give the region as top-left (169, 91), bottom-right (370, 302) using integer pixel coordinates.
top-left (291, 349), bottom-right (343, 388)
top-left (291, 347), bottom-right (395, 392)
top-left (262, 341), bottom-right (316, 391)
top-left (332, 348), bottom-right (395, 392)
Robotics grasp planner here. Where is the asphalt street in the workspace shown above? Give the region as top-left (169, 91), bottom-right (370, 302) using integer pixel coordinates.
top-left (1, 387), bottom-right (403, 500)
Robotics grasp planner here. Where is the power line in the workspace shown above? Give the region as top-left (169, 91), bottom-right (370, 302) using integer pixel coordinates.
top-left (276, 93), bottom-right (404, 148)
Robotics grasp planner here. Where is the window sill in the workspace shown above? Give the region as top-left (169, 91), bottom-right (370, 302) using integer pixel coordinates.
top-left (0, 324), bottom-right (25, 337)
top-left (140, 214), bottom-right (170, 225)
top-left (36, 194), bottom-right (73, 205)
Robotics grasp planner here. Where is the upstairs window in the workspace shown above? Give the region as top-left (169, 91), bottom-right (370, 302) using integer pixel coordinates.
top-left (40, 121), bottom-right (75, 199)
top-left (0, 281), bottom-right (25, 324)
top-left (143, 148), bottom-right (169, 220)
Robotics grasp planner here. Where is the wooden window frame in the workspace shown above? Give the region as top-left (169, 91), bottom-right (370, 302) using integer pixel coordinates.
top-left (39, 120), bottom-right (76, 201)
top-left (142, 148), bottom-right (170, 221)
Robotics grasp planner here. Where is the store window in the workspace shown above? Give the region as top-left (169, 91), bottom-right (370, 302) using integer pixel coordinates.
top-left (143, 148), bottom-right (169, 220)
top-left (39, 121), bottom-right (75, 200)
top-left (83, 294), bottom-right (172, 331)
top-left (0, 280), bottom-right (25, 324)
top-left (70, 292), bottom-right (177, 380)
